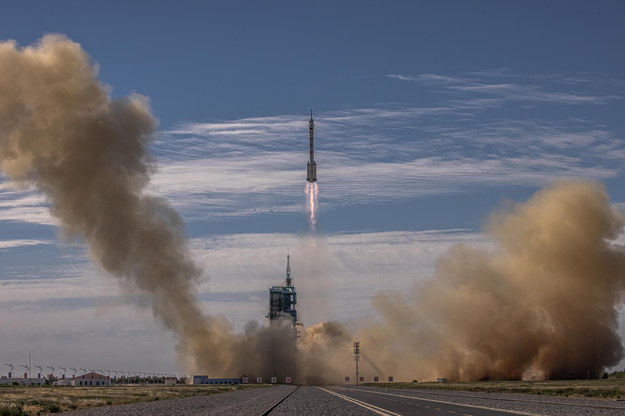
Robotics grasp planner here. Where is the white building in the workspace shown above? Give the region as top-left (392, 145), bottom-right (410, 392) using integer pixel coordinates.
top-left (70, 372), bottom-right (111, 386)
top-left (54, 378), bottom-right (73, 386)
top-left (0, 376), bottom-right (46, 386)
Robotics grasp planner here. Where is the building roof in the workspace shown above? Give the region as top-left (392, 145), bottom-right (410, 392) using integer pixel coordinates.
top-left (74, 372), bottom-right (109, 380)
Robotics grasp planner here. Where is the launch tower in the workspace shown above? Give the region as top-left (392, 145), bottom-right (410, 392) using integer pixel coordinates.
top-left (267, 254), bottom-right (298, 325)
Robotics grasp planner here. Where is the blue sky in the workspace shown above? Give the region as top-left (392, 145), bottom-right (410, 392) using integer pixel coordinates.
top-left (1, 1), bottom-right (625, 375)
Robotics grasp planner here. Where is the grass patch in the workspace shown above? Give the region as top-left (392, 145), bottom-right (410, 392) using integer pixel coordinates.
top-left (0, 384), bottom-right (265, 415)
top-left (0, 405), bottom-right (25, 416)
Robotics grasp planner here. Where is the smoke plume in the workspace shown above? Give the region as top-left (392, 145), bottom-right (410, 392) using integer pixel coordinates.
top-left (360, 181), bottom-right (625, 381)
top-left (0, 34), bottom-right (218, 373)
top-left (0, 35), bottom-right (351, 382)
top-left (4, 36), bottom-right (624, 384)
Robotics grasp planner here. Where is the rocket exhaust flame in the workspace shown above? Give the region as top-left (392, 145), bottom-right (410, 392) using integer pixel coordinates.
top-left (305, 181), bottom-right (319, 231)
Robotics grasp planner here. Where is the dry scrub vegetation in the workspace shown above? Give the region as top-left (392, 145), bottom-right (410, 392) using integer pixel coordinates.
top-left (367, 379), bottom-right (625, 399)
top-left (0, 384), bottom-right (265, 415)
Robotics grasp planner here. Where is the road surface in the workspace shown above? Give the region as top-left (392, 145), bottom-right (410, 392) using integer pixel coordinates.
top-left (59, 385), bottom-right (625, 415)
top-left (319, 386), bottom-right (533, 416)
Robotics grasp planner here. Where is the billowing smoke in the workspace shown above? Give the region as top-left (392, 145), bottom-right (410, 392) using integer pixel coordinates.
top-left (360, 181), bottom-right (625, 381)
top-left (0, 35), bottom-right (350, 382)
top-left (0, 34), bottom-right (220, 373)
top-left (4, 36), bottom-right (624, 384)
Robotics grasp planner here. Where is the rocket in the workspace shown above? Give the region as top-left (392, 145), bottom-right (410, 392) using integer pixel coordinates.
top-left (306, 112), bottom-right (317, 182)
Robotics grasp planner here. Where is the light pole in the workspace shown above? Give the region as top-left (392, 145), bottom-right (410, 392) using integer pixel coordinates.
top-left (3, 363), bottom-right (13, 378)
top-left (353, 341), bottom-right (360, 386)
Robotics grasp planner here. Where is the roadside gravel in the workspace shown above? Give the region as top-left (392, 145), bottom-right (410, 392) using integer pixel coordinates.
top-left (350, 385), bottom-right (625, 416)
top-left (57, 385), bottom-right (296, 416)
top-left (270, 386), bottom-right (377, 416)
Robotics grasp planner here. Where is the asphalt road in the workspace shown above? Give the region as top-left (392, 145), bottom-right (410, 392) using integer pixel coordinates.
top-left (322, 387), bottom-right (534, 416)
top-left (58, 385), bottom-right (529, 416)
top-left (57, 385), bottom-right (625, 415)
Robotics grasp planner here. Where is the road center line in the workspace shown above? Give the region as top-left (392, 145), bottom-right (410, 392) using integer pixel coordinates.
top-left (318, 387), bottom-right (402, 416)
top-left (339, 388), bottom-right (542, 416)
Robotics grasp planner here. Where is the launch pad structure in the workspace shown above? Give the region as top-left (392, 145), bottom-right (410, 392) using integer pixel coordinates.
top-left (266, 113), bottom-right (313, 327)
top-left (267, 254), bottom-right (298, 326)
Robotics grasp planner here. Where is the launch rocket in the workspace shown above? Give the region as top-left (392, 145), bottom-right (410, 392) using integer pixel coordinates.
top-left (304, 112), bottom-right (319, 229)
top-left (306, 112), bottom-right (317, 182)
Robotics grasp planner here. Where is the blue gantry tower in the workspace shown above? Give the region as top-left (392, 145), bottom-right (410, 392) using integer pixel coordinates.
top-left (267, 254), bottom-right (298, 325)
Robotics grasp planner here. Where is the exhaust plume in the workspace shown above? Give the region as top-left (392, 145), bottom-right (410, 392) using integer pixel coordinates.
top-left (305, 181), bottom-right (319, 231)
top-left (361, 181), bottom-right (625, 381)
top-left (0, 34), bottom-right (217, 373)
top-left (4, 36), bottom-right (623, 384)
top-left (0, 35), bottom-right (352, 382)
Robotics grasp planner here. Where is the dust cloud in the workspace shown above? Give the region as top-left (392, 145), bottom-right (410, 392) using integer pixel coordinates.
top-left (2, 35), bottom-right (624, 383)
top-left (362, 181), bottom-right (625, 381)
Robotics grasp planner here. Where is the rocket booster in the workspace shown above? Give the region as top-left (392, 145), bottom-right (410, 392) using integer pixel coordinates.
top-left (306, 112), bottom-right (317, 182)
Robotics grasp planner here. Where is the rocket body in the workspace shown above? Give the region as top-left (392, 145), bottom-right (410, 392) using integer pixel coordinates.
top-left (306, 114), bottom-right (317, 182)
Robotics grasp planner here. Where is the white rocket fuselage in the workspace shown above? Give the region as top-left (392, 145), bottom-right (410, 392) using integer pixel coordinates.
top-left (307, 115), bottom-right (317, 182)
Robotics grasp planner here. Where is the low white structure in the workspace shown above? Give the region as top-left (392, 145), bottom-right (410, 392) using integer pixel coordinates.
top-left (192, 375), bottom-right (240, 385)
top-left (54, 378), bottom-right (73, 386)
top-left (0, 376), bottom-right (46, 386)
top-left (71, 372), bottom-right (111, 386)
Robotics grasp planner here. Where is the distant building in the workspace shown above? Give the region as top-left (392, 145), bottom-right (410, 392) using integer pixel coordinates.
top-left (192, 375), bottom-right (240, 385)
top-left (0, 375), bottom-right (46, 386)
top-left (54, 378), bottom-right (73, 386)
top-left (71, 372), bottom-right (111, 386)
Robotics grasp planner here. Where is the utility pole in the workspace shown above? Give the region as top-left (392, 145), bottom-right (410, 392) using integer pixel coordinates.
top-left (353, 341), bottom-right (360, 386)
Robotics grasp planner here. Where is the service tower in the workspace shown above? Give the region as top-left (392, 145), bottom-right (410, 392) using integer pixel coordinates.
top-left (267, 255), bottom-right (298, 325)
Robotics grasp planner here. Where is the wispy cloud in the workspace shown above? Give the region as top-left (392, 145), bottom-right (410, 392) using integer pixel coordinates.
top-left (0, 229), bottom-right (487, 325)
top-left (386, 71), bottom-right (623, 105)
top-left (2, 72), bottom-right (624, 227)
top-left (0, 188), bottom-right (54, 225)
top-left (0, 239), bottom-right (52, 249)
top-left (148, 102), bottom-right (625, 220)
top-left (3, 107), bottom-right (624, 226)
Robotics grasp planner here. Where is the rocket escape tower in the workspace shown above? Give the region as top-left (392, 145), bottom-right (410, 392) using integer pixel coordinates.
top-left (267, 254), bottom-right (298, 325)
